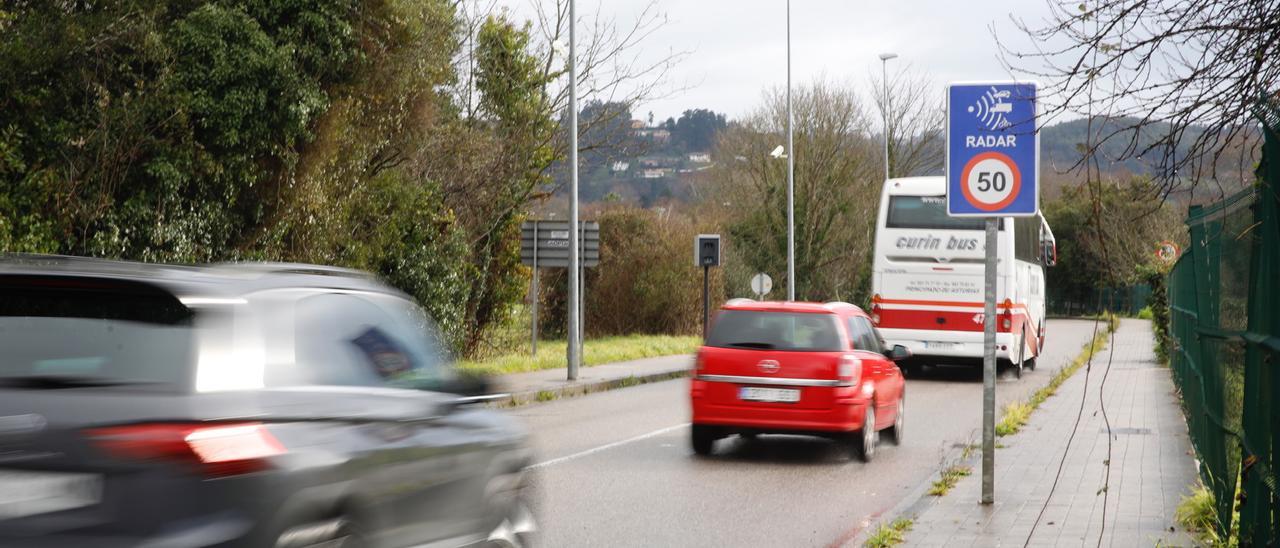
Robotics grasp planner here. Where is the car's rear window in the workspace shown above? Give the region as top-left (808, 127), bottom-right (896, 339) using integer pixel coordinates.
top-left (0, 279), bottom-right (195, 390)
top-left (705, 310), bottom-right (844, 352)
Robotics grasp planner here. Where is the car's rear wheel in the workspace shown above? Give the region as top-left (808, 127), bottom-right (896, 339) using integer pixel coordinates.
top-left (691, 425), bottom-right (718, 456)
top-left (487, 498), bottom-right (538, 548)
top-left (884, 397), bottom-right (905, 445)
top-left (849, 406), bottom-right (877, 462)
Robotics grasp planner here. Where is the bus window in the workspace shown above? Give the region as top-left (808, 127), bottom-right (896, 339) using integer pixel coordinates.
top-left (886, 196), bottom-right (1002, 231)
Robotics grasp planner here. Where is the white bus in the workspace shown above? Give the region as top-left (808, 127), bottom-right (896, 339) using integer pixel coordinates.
top-left (870, 176), bottom-right (1056, 377)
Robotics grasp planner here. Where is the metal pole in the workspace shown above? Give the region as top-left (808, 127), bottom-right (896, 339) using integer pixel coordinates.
top-left (981, 216), bottom-right (998, 504)
top-left (785, 0), bottom-right (795, 302)
top-left (882, 59), bottom-right (890, 181)
top-left (702, 265), bottom-right (710, 338)
top-left (567, 0), bottom-right (580, 380)
top-left (531, 222), bottom-right (538, 357)
top-left (579, 243), bottom-right (585, 360)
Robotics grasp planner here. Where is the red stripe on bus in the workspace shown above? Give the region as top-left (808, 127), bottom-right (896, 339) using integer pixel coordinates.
top-left (875, 297), bottom-right (1028, 310)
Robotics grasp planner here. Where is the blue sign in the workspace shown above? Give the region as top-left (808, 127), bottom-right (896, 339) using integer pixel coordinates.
top-left (946, 82), bottom-right (1039, 217)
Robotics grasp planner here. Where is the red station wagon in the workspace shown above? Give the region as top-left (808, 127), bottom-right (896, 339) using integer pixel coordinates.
top-left (689, 300), bottom-right (910, 461)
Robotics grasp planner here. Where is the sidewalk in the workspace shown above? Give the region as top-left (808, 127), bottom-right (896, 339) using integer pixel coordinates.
top-left (487, 354), bottom-right (692, 406)
top-left (897, 319), bottom-right (1199, 547)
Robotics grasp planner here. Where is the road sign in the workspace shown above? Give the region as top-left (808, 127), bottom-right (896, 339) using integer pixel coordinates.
top-left (520, 221), bottom-right (600, 268)
top-left (695, 234), bottom-right (721, 267)
top-left (750, 273), bottom-right (773, 299)
top-left (947, 82), bottom-right (1039, 217)
top-left (1156, 240), bottom-right (1180, 265)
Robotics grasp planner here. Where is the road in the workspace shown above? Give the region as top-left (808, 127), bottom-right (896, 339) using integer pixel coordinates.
top-left (515, 319), bottom-right (1102, 547)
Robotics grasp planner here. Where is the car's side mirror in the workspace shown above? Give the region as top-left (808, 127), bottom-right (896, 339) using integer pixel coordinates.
top-left (1042, 241), bottom-right (1057, 267)
top-left (885, 344), bottom-right (912, 362)
top-left (428, 374), bottom-right (491, 397)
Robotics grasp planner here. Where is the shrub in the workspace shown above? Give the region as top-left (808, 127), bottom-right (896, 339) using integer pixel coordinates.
top-left (540, 205), bottom-right (724, 337)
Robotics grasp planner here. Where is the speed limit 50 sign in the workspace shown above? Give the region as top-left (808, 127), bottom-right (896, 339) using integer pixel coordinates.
top-left (946, 82), bottom-right (1038, 217)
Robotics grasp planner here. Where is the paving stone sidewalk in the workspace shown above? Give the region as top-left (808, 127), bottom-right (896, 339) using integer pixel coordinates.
top-left (488, 354), bottom-right (692, 406)
top-left (900, 319), bottom-right (1199, 547)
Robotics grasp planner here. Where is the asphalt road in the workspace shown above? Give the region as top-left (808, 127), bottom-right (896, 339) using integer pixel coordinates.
top-left (515, 319), bottom-right (1103, 547)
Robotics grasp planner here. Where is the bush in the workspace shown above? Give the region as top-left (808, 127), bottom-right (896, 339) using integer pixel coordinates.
top-left (539, 205), bottom-right (724, 337)
top-left (1137, 306), bottom-right (1154, 320)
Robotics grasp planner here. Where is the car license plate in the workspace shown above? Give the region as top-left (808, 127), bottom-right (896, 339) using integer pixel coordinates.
top-left (739, 387), bottom-right (800, 403)
top-left (925, 341), bottom-right (960, 350)
top-left (0, 470), bottom-right (103, 520)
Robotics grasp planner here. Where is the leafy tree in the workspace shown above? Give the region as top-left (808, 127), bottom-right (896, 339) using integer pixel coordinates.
top-left (1042, 176), bottom-right (1185, 305)
top-left (674, 109), bottom-right (728, 152)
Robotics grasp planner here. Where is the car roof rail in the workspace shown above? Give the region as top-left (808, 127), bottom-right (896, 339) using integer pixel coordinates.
top-left (210, 262), bottom-right (373, 280)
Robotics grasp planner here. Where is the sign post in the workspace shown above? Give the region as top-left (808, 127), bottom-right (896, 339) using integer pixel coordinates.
top-left (695, 235), bottom-right (722, 338)
top-left (521, 220), bottom-right (600, 377)
top-left (946, 82), bottom-right (1039, 505)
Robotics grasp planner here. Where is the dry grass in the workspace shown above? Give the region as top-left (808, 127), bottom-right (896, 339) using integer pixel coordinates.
top-left (928, 465), bottom-right (973, 497)
top-left (863, 518), bottom-right (914, 548)
top-left (995, 314), bottom-right (1118, 437)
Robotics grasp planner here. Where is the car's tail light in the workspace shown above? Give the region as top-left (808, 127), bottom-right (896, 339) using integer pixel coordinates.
top-left (838, 355), bottom-right (862, 386)
top-left (999, 298), bottom-right (1013, 331)
top-left (88, 422), bottom-right (285, 477)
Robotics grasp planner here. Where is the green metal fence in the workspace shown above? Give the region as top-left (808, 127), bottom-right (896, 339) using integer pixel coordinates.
top-left (1047, 284), bottom-right (1151, 317)
top-left (1166, 100), bottom-right (1280, 545)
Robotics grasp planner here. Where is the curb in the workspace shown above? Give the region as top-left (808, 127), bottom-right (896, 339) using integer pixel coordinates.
top-left (488, 368), bottom-right (690, 408)
top-left (846, 437), bottom-right (982, 547)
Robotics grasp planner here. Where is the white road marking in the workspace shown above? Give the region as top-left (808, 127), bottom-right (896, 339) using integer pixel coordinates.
top-left (529, 423), bottom-right (690, 469)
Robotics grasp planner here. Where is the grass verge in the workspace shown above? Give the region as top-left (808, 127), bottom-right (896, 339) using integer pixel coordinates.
top-left (458, 334), bottom-right (700, 377)
top-left (928, 465), bottom-right (973, 496)
top-left (863, 518), bottom-right (913, 548)
top-left (994, 313), bottom-right (1119, 437)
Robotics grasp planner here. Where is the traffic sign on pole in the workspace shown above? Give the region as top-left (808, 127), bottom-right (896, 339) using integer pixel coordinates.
top-left (946, 82), bottom-right (1039, 218)
top-left (946, 81), bottom-right (1040, 506)
top-left (750, 273), bottom-right (773, 300)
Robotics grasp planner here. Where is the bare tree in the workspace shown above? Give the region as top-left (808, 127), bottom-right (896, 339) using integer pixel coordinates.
top-left (711, 82), bottom-right (881, 302)
top-left (999, 0), bottom-right (1280, 199)
top-left (870, 67), bottom-right (945, 178)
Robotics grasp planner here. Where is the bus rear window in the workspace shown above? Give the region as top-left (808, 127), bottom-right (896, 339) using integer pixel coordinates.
top-left (887, 196), bottom-right (991, 230)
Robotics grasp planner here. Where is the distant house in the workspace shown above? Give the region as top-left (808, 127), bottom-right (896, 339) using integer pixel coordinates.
top-left (629, 119), bottom-right (646, 129)
top-left (651, 129), bottom-right (671, 144)
top-left (640, 168), bottom-right (666, 179)
top-left (611, 161), bottom-right (631, 173)
top-left (687, 152), bottom-right (711, 163)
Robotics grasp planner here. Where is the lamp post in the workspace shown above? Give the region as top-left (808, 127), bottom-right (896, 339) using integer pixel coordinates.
top-left (785, 0), bottom-right (795, 302)
top-left (878, 52), bottom-right (898, 182)
top-left (567, 0), bottom-right (580, 380)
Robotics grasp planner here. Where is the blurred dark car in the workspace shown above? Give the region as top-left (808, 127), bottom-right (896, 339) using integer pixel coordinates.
top-left (0, 256), bottom-right (536, 547)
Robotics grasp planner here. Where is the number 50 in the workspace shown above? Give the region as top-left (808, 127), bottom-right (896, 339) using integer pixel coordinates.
top-left (977, 171), bottom-right (1007, 192)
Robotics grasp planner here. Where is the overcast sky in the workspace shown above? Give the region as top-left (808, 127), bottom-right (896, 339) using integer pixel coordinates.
top-left (503, 0), bottom-right (1060, 122)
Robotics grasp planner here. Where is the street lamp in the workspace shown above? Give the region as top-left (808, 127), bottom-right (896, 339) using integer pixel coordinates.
top-left (785, 0), bottom-right (795, 302)
top-left (878, 52), bottom-right (898, 182)
top-left (567, 0), bottom-right (581, 380)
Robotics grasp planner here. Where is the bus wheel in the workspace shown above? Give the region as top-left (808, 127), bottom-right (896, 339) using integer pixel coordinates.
top-left (1013, 336), bottom-right (1025, 379)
